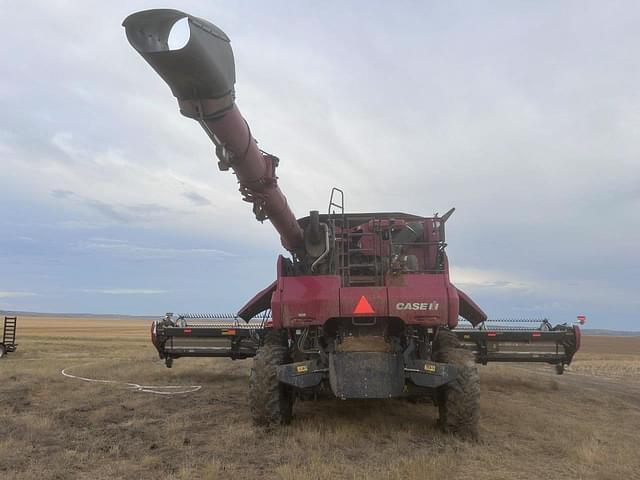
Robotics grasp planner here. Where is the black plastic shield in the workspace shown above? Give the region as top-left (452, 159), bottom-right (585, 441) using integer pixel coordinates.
top-left (277, 361), bottom-right (325, 389)
top-left (406, 360), bottom-right (457, 388)
top-left (329, 352), bottom-right (405, 399)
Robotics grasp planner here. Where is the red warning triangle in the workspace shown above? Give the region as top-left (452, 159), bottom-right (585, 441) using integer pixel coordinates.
top-left (353, 296), bottom-right (375, 314)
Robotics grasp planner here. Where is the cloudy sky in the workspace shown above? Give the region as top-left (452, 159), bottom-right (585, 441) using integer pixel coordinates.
top-left (1, 1), bottom-right (638, 330)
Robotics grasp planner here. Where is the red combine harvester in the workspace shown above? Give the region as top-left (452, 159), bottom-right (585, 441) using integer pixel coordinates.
top-left (124, 10), bottom-right (581, 438)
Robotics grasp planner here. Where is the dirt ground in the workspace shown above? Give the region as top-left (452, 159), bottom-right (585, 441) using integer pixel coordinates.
top-left (1, 316), bottom-right (639, 479)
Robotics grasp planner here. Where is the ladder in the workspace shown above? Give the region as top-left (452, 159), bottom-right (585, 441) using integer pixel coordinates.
top-left (3, 316), bottom-right (17, 347)
top-left (342, 218), bottom-right (383, 287)
top-left (327, 187), bottom-right (384, 287)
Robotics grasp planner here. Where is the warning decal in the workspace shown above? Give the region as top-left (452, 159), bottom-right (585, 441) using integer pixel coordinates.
top-left (353, 296), bottom-right (375, 314)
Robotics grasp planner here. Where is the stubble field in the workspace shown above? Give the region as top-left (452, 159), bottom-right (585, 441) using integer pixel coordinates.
top-left (1, 316), bottom-right (639, 479)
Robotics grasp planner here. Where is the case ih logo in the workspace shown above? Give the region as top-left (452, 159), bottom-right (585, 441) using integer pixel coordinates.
top-left (395, 302), bottom-right (439, 311)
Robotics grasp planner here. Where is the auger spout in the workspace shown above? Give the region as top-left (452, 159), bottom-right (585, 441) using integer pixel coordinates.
top-left (123, 9), bottom-right (304, 252)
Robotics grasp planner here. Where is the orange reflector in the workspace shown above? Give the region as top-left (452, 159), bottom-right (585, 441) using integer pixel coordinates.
top-left (183, 328), bottom-right (192, 334)
top-left (532, 332), bottom-right (541, 337)
top-left (487, 332), bottom-right (497, 337)
top-left (222, 329), bottom-right (236, 336)
top-left (353, 296), bottom-right (375, 314)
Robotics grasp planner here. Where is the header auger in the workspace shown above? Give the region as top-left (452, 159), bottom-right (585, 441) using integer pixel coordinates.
top-left (124, 9), bottom-right (580, 440)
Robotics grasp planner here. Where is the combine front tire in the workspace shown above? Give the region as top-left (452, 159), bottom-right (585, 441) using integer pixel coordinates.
top-left (434, 329), bottom-right (480, 440)
top-left (249, 330), bottom-right (293, 426)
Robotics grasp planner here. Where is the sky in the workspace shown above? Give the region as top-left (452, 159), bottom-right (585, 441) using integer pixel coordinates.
top-left (0, 1), bottom-right (638, 330)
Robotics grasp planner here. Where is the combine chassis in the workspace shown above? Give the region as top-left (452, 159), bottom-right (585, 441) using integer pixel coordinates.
top-left (152, 314), bottom-right (580, 374)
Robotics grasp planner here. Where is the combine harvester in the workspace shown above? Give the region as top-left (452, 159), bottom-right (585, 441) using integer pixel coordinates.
top-left (124, 9), bottom-right (581, 438)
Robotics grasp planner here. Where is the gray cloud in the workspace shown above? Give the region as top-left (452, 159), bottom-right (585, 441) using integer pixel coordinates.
top-left (51, 189), bottom-right (176, 224)
top-left (0, 291), bottom-right (37, 299)
top-left (79, 288), bottom-right (168, 295)
top-left (182, 191), bottom-right (212, 206)
top-left (78, 238), bottom-right (235, 260)
top-left (51, 189), bottom-right (74, 199)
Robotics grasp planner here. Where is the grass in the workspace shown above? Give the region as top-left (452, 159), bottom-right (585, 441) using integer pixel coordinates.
top-left (568, 335), bottom-right (640, 379)
top-left (1, 317), bottom-right (639, 479)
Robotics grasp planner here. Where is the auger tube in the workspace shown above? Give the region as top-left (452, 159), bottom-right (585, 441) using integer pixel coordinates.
top-left (123, 9), bottom-right (304, 252)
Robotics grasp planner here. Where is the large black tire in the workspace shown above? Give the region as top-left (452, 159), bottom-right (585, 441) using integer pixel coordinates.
top-left (249, 330), bottom-right (294, 426)
top-left (433, 329), bottom-right (480, 441)
top-left (0, 344), bottom-right (5, 359)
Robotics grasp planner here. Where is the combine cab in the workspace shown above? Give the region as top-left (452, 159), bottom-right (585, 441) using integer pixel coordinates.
top-left (124, 9), bottom-right (581, 439)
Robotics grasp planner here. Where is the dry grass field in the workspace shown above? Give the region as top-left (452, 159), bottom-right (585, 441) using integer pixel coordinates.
top-left (1, 316), bottom-right (639, 480)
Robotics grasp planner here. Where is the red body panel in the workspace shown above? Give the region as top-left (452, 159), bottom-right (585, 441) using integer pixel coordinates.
top-left (456, 287), bottom-right (485, 326)
top-left (271, 272), bottom-right (467, 328)
top-left (273, 275), bottom-right (341, 328)
top-left (238, 280), bottom-right (277, 321)
top-left (388, 274), bottom-right (455, 327)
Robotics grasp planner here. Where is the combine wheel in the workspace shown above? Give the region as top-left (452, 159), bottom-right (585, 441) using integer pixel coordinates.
top-left (555, 363), bottom-right (565, 375)
top-left (433, 329), bottom-right (480, 441)
top-left (249, 330), bottom-right (293, 426)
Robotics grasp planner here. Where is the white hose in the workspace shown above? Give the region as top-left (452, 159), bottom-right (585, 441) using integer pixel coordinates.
top-left (61, 368), bottom-right (202, 395)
